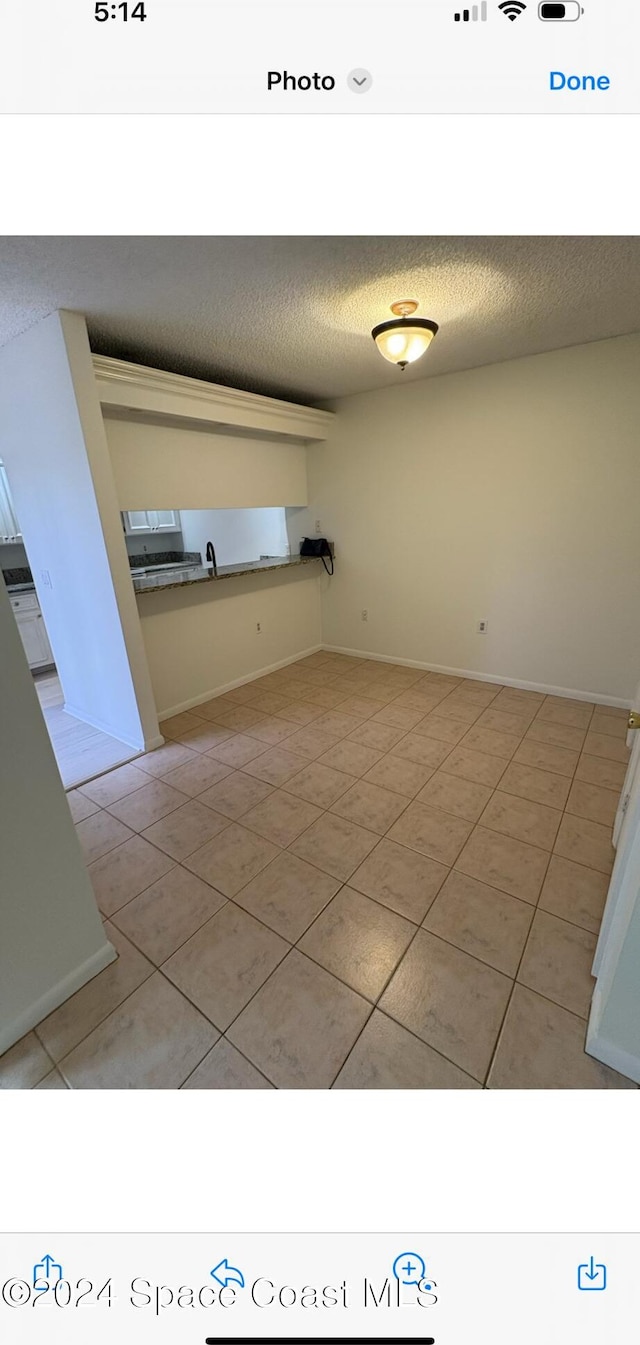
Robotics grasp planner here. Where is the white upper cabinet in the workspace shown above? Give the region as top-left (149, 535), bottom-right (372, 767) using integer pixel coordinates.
top-left (0, 460), bottom-right (22, 544)
top-left (122, 509), bottom-right (181, 535)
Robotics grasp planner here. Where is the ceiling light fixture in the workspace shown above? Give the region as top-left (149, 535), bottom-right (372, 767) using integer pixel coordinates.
top-left (371, 300), bottom-right (439, 372)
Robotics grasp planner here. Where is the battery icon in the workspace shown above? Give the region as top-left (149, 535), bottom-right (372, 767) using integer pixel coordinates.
top-left (539, 2), bottom-right (584, 17)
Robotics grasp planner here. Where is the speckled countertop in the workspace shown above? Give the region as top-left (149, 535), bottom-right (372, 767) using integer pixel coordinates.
top-left (132, 554), bottom-right (322, 594)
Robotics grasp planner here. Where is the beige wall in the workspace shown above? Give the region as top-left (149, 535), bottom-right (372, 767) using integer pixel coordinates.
top-left (106, 416), bottom-right (308, 509)
top-left (302, 334), bottom-right (640, 702)
top-left (137, 569), bottom-right (322, 717)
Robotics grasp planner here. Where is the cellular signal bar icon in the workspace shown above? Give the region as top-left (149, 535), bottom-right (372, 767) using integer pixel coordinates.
top-left (454, 2), bottom-right (487, 18)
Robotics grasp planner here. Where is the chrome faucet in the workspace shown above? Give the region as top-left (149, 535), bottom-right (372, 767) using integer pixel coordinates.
top-left (205, 540), bottom-right (217, 575)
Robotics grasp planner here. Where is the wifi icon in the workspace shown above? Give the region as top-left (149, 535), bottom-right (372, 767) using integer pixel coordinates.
top-left (499, 0), bottom-right (527, 17)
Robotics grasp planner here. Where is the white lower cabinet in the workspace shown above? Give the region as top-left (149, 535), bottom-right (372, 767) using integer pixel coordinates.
top-left (10, 593), bottom-right (55, 670)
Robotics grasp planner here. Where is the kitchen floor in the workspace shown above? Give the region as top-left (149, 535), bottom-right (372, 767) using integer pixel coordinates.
top-left (34, 671), bottom-right (137, 789)
top-left (3, 653), bottom-right (636, 1090)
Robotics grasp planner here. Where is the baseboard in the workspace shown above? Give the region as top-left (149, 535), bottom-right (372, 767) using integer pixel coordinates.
top-left (62, 702), bottom-right (149, 751)
top-left (321, 645), bottom-right (631, 709)
top-left (585, 1019), bottom-right (640, 1085)
top-left (0, 939), bottom-right (117, 1057)
top-left (158, 644), bottom-right (324, 721)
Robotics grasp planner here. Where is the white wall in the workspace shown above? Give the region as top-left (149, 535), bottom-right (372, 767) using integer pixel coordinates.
top-left (0, 579), bottom-right (115, 1055)
top-left (302, 334), bottom-right (640, 702)
top-left (138, 570), bottom-right (322, 716)
top-left (106, 416), bottom-right (308, 509)
top-left (180, 507), bottom-right (289, 568)
top-left (0, 312), bottom-right (161, 750)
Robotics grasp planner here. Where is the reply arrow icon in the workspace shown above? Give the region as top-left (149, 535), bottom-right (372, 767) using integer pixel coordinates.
top-left (211, 1258), bottom-right (245, 1289)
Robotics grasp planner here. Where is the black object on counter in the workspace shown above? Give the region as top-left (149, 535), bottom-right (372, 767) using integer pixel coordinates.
top-left (300, 537), bottom-right (334, 576)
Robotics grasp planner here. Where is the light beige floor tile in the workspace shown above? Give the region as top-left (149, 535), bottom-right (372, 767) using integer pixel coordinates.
top-left (0, 1032), bottom-right (52, 1089)
top-left (282, 761), bottom-right (354, 809)
top-left (347, 719), bottom-right (407, 752)
top-left (160, 755), bottom-right (234, 797)
top-left (330, 779), bottom-right (409, 835)
top-left (183, 1039), bottom-right (273, 1089)
top-left (275, 701), bottom-right (325, 725)
top-left (518, 910), bottom-right (596, 1018)
top-left (537, 698), bottom-right (594, 729)
top-left (416, 771), bottom-right (492, 823)
top-left (575, 753), bottom-right (627, 791)
top-left (590, 711), bottom-right (629, 739)
top-left (197, 770), bottom-right (274, 820)
top-left (242, 746), bottom-right (311, 786)
top-left (246, 691), bottom-right (300, 716)
top-left (429, 699), bottom-right (482, 726)
top-left (60, 973), bottom-right (217, 1089)
top-left (379, 929), bottom-right (512, 1081)
top-left (526, 719), bottom-right (587, 752)
top-left (565, 779), bottom-right (620, 828)
top-left (317, 739), bottom-right (385, 778)
top-left (594, 703), bottom-right (629, 720)
top-left (112, 867), bottom-right (227, 964)
top-left (455, 826), bottom-right (550, 904)
top-left (243, 717), bottom-right (297, 746)
top-left (459, 725), bottom-right (521, 760)
top-left (234, 850), bottom-right (340, 941)
top-left (36, 1070), bottom-right (68, 1089)
top-left (498, 761), bottom-right (571, 810)
top-left (390, 733), bottom-right (454, 770)
top-left (298, 686), bottom-right (350, 709)
top-left (311, 710), bottom-right (367, 739)
top-left (36, 923), bottom-right (154, 1062)
top-left (66, 789), bottom-right (100, 822)
top-left (492, 688), bottom-right (546, 712)
top-left (387, 801), bottom-right (472, 866)
top-left (227, 949), bottom-right (371, 1088)
top-left (75, 811), bottom-right (134, 863)
top-left (424, 870), bottom-right (533, 976)
top-left (79, 762), bottom-right (150, 808)
top-left (350, 838), bottom-right (448, 923)
top-left (141, 800), bottom-right (230, 861)
top-left (331, 695), bottom-right (377, 721)
top-left (554, 813), bottom-right (614, 875)
top-left (88, 834), bottom-right (176, 916)
top-left (136, 740), bottom-right (199, 777)
top-left (372, 703), bottom-right (426, 731)
top-left (539, 854), bottom-right (609, 934)
top-left (212, 705), bottom-right (266, 732)
top-left (241, 790), bottom-right (322, 847)
top-left (479, 791), bottom-right (562, 850)
top-left (362, 753), bottom-right (435, 799)
top-left (197, 689), bottom-right (255, 714)
top-left (106, 779), bottom-right (187, 832)
top-left (441, 745), bottom-right (508, 788)
top-left (413, 714), bottom-right (470, 746)
top-left (163, 903), bottom-right (288, 1029)
top-left (487, 984), bottom-right (635, 1089)
top-left (513, 738), bottom-right (579, 778)
top-left (289, 812), bottom-right (378, 881)
top-left (284, 725), bottom-right (341, 759)
top-left (160, 710), bottom-right (207, 740)
top-left (299, 886), bottom-right (415, 1000)
top-left (207, 734), bottom-right (267, 768)
top-left (177, 722), bottom-right (239, 754)
top-left (475, 708), bottom-right (531, 738)
top-left (332, 1011), bottom-right (480, 1089)
top-left (583, 731), bottom-right (630, 764)
top-left (394, 689), bottom-right (447, 714)
top-left (184, 823), bottom-right (280, 897)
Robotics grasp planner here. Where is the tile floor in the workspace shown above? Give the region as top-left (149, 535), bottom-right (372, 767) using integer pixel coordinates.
top-left (3, 652), bottom-right (636, 1090)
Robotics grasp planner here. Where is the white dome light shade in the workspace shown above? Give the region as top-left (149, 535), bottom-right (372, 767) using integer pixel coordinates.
top-left (371, 300), bottom-right (439, 370)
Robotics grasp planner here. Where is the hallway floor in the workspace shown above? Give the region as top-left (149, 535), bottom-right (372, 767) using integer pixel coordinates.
top-left (3, 652), bottom-right (636, 1090)
top-left (34, 672), bottom-right (137, 789)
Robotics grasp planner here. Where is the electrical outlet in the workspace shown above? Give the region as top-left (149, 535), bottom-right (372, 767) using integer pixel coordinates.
top-left (477, 619), bottom-right (488, 634)
top-left (361, 609), bottom-right (368, 622)
top-left (315, 520), bottom-right (322, 535)
top-left (256, 622), bottom-right (262, 634)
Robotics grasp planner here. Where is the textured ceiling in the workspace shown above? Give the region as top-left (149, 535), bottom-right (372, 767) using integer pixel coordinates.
top-left (0, 236), bottom-right (639, 405)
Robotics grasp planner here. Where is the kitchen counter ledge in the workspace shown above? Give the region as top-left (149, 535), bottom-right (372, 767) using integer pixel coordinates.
top-left (132, 554), bottom-right (322, 594)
